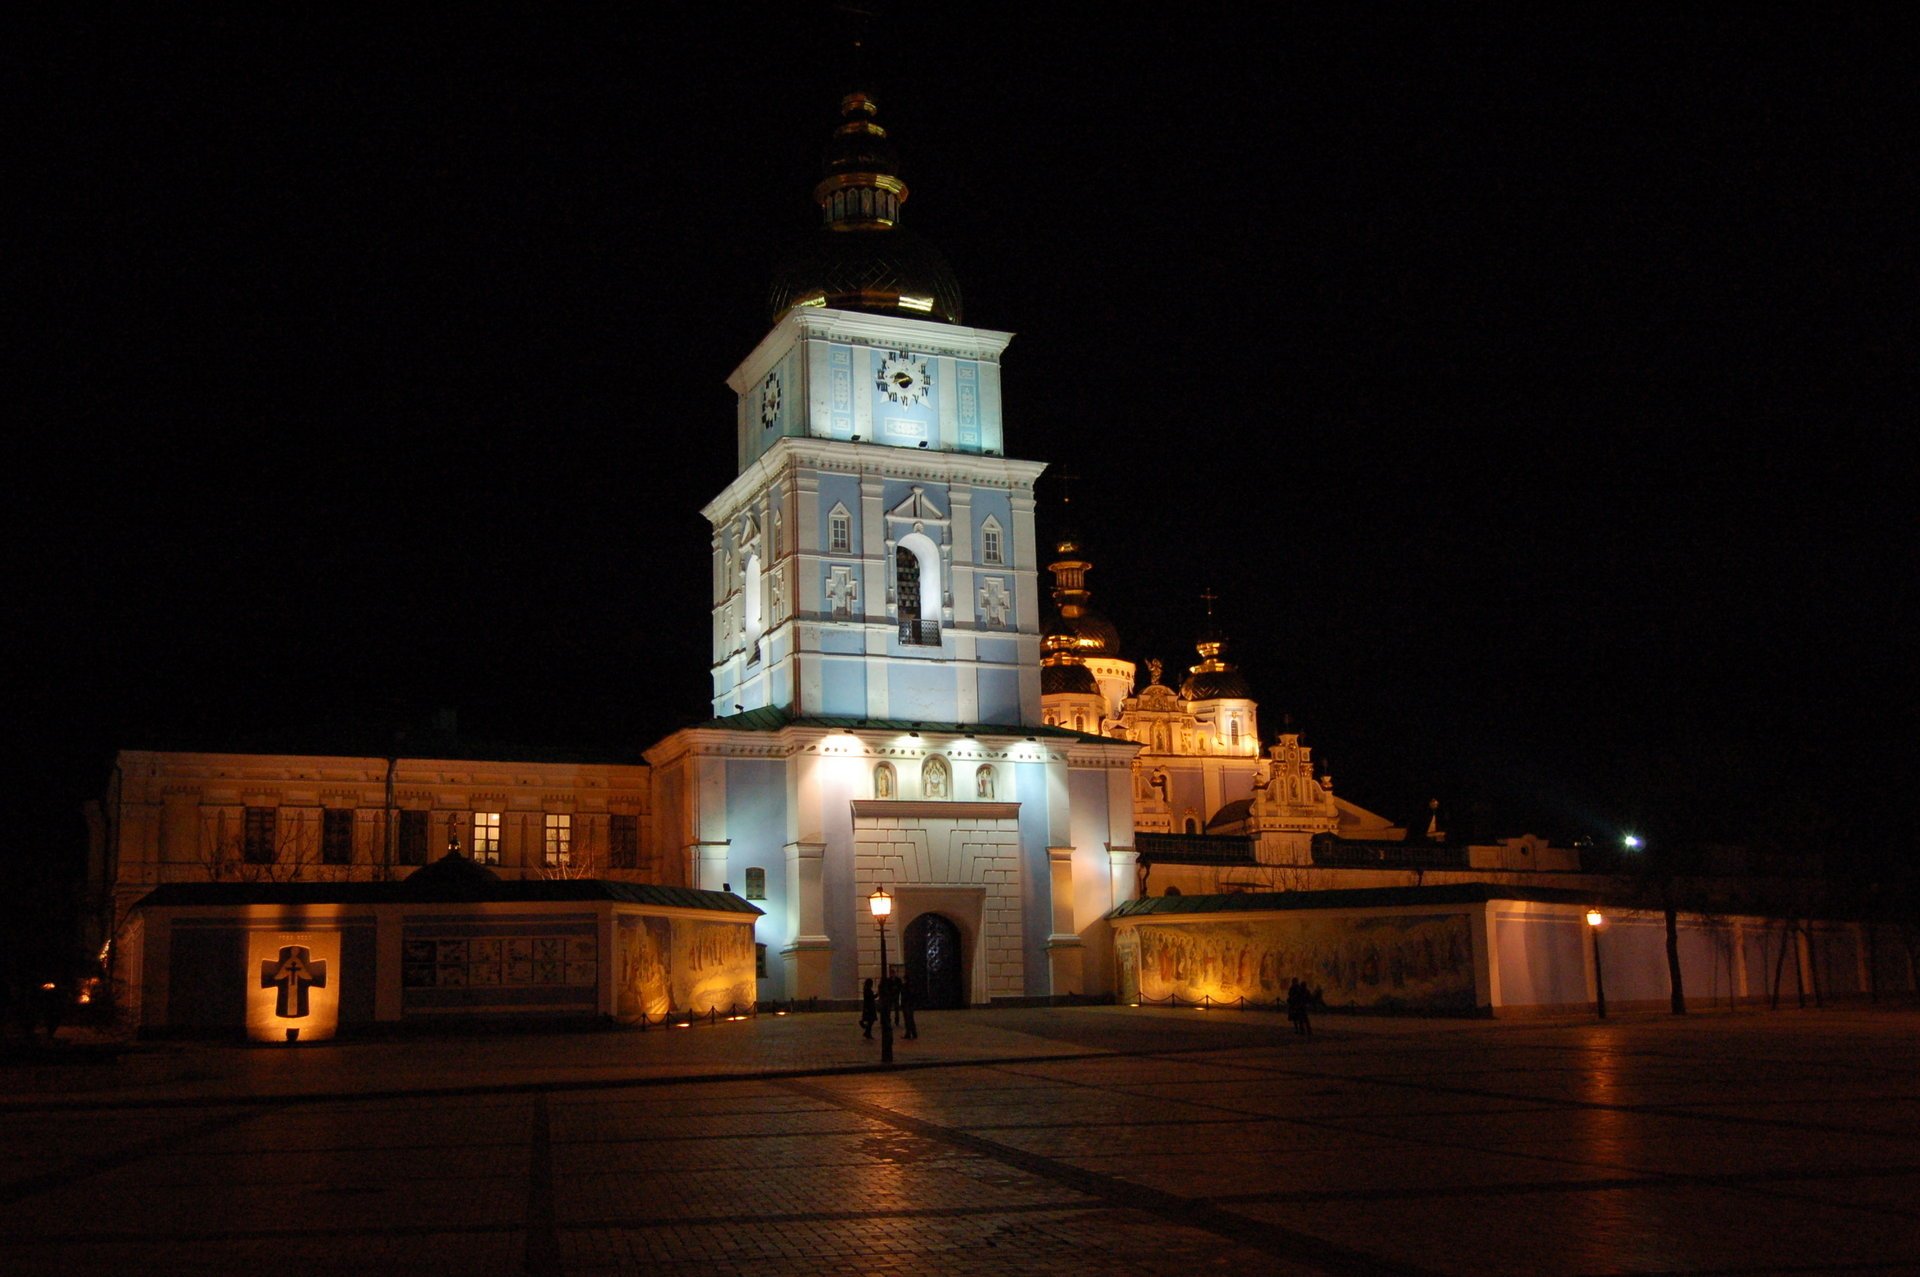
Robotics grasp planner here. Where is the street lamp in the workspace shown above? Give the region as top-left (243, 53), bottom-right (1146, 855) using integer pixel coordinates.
top-left (869, 887), bottom-right (894, 1064)
top-left (1586, 909), bottom-right (1609, 1019)
top-left (1622, 834), bottom-right (1642, 851)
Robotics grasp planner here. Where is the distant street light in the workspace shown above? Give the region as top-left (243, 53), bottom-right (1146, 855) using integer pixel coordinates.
top-left (869, 887), bottom-right (894, 1064)
top-left (1586, 909), bottom-right (1609, 1019)
top-left (1623, 834), bottom-right (1643, 851)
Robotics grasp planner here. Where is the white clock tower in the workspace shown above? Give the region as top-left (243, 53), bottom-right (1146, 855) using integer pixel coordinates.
top-left (646, 93), bottom-right (1138, 1007)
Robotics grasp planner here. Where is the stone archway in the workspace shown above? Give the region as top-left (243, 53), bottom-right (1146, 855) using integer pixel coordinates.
top-left (905, 912), bottom-right (966, 1009)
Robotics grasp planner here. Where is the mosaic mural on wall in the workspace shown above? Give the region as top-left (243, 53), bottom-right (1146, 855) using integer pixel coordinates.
top-left (1117, 912), bottom-right (1476, 1011)
top-left (616, 914), bottom-right (756, 1020)
top-left (401, 934), bottom-right (598, 990)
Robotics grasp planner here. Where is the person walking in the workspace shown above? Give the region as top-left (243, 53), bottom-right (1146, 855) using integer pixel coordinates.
top-left (860, 978), bottom-right (877, 1040)
top-left (900, 980), bottom-right (918, 1040)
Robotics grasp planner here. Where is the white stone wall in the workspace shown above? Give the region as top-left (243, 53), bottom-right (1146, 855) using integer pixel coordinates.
top-left (853, 811), bottom-right (1024, 1002)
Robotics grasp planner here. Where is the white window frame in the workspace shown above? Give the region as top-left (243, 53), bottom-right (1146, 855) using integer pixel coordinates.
top-left (544, 813), bottom-right (572, 867)
top-left (472, 811), bottom-right (501, 865)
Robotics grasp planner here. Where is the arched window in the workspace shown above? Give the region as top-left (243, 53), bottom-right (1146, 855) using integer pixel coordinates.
top-left (975, 764), bottom-right (995, 800)
top-left (874, 762), bottom-right (896, 800)
top-left (922, 755), bottom-right (951, 799)
top-left (743, 551), bottom-right (764, 663)
top-left (1165, 885), bottom-right (1183, 897)
top-left (1183, 815), bottom-right (1199, 834)
top-left (1228, 717), bottom-right (1240, 747)
top-left (895, 532), bottom-right (941, 645)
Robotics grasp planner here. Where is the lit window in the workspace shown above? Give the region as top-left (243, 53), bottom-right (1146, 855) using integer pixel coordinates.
top-left (610, 814), bottom-right (639, 869)
top-left (472, 812), bottom-right (501, 865)
top-left (322, 809), bottom-right (354, 865)
top-left (980, 517), bottom-right (1003, 565)
top-left (544, 814), bottom-right (572, 867)
top-left (744, 867), bottom-right (767, 900)
top-left (829, 506), bottom-right (852, 553)
top-left (244, 807), bottom-right (277, 864)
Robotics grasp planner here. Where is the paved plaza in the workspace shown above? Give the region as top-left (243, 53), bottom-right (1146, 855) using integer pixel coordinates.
top-left (2, 1005), bottom-right (1917, 1275)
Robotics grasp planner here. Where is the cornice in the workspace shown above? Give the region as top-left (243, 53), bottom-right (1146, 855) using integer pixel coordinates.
top-left (704, 439), bottom-right (1047, 527)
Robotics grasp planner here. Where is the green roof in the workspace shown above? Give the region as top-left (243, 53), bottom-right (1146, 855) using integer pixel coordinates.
top-left (693, 709), bottom-right (1114, 743)
top-left (1109, 883), bottom-right (1616, 919)
top-left (133, 875), bottom-right (762, 914)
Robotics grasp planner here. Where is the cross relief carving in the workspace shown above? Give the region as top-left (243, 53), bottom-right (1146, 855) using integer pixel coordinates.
top-left (978, 576), bottom-right (1011, 626)
top-left (826, 566), bottom-right (859, 619)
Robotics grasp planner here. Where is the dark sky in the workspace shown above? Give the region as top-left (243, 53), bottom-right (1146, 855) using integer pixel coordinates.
top-left (18, 5), bottom-right (1910, 879)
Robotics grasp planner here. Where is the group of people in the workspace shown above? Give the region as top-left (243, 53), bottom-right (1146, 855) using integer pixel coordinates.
top-left (860, 975), bottom-right (918, 1041)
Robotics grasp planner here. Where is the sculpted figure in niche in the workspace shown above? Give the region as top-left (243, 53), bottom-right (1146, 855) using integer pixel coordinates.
top-left (922, 755), bottom-right (950, 800)
top-left (975, 765), bottom-right (995, 800)
top-left (874, 763), bottom-right (895, 800)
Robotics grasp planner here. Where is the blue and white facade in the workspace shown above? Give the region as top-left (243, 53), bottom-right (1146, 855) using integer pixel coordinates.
top-left (646, 306), bottom-right (1141, 1004)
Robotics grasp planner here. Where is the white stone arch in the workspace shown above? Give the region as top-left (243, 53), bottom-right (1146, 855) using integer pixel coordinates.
top-left (895, 530), bottom-right (941, 623)
top-left (974, 763), bottom-right (995, 800)
top-left (743, 550), bottom-right (764, 661)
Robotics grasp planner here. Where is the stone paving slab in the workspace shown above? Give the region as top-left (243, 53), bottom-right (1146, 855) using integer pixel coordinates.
top-left (1, 1006), bottom-right (1917, 1275)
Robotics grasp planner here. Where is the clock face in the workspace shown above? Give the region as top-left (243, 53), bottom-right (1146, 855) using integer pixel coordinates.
top-left (874, 351), bottom-right (931, 407)
top-left (758, 371), bottom-right (782, 428)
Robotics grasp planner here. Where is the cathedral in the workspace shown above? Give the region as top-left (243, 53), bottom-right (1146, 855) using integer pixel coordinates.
top-left (96, 91), bottom-right (1905, 1031)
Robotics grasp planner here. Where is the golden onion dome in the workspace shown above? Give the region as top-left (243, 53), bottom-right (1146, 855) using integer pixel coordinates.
top-left (767, 93), bottom-right (963, 325)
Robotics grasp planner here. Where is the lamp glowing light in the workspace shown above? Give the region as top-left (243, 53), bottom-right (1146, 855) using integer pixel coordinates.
top-left (870, 887), bottom-right (895, 1064)
top-left (1623, 834), bottom-right (1642, 850)
top-left (1585, 909), bottom-right (1606, 929)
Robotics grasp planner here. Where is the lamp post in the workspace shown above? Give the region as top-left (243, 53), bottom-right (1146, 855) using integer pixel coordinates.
top-left (869, 887), bottom-right (894, 1064)
top-left (1586, 909), bottom-right (1609, 1019)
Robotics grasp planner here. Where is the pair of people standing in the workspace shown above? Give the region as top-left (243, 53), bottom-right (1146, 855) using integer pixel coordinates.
top-left (859, 976), bottom-right (918, 1041)
top-left (1286, 978), bottom-right (1313, 1036)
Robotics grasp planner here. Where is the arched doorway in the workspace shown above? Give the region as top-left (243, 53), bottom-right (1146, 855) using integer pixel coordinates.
top-left (904, 913), bottom-right (966, 1009)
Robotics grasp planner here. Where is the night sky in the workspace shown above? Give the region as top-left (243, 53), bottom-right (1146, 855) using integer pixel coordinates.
top-left (18, 6), bottom-right (1909, 902)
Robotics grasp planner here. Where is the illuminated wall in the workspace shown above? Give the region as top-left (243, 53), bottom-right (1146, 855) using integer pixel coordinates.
top-left (246, 929), bottom-right (343, 1042)
top-left (615, 912), bottom-right (756, 1020)
top-left (1116, 912), bottom-right (1478, 1012)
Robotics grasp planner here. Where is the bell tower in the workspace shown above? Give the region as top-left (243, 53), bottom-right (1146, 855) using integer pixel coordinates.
top-left (705, 94), bottom-right (1046, 727)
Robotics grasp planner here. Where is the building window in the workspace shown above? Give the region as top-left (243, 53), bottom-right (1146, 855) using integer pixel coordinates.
top-left (896, 545), bottom-right (939, 645)
top-left (472, 812), bottom-right (501, 865)
top-left (398, 810), bottom-right (429, 865)
top-left (322, 809), bottom-right (354, 865)
top-left (829, 505), bottom-right (852, 554)
top-left (544, 814), bottom-right (572, 867)
top-left (980, 517), bottom-right (1003, 565)
top-left (609, 814), bottom-right (638, 869)
top-left (1228, 718), bottom-right (1240, 747)
top-left (756, 943), bottom-right (768, 979)
top-left (243, 807), bottom-right (277, 864)
top-left (744, 867), bottom-right (766, 900)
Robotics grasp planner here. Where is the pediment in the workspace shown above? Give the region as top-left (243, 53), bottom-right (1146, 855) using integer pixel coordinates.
top-left (886, 485), bottom-right (948, 525)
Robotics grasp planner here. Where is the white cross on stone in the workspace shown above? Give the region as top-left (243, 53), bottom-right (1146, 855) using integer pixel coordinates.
top-left (979, 577), bottom-right (1011, 626)
top-left (826, 567), bottom-right (859, 619)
